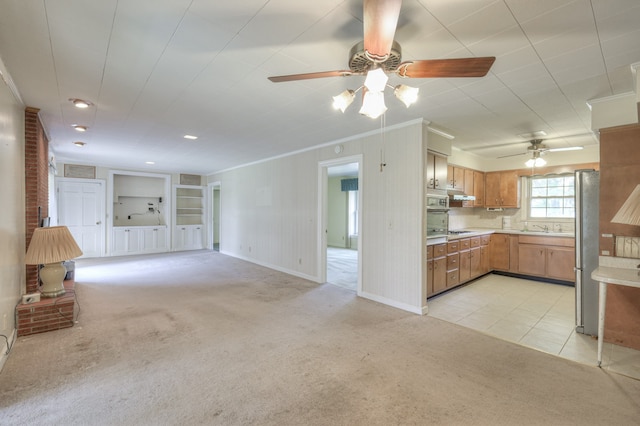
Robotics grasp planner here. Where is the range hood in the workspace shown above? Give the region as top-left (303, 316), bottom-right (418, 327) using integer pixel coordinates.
top-left (449, 192), bottom-right (476, 201)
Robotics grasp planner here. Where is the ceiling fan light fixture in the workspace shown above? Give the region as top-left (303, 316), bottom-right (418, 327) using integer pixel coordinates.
top-left (332, 89), bottom-right (356, 113)
top-left (363, 68), bottom-right (388, 92)
top-left (525, 156), bottom-right (547, 168)
top-left (394, 84), bottom-right (419, 107)
top-left (359, 90), bottom-right (387, 119)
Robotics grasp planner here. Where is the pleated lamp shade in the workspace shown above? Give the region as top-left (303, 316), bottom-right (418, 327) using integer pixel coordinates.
top-left (25, 226), bottom-right (83, 265)
top-left (611, 184), bottom-right (640, 226)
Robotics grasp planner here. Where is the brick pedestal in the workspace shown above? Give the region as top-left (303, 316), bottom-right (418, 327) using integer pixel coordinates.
top-left (16, 280), bottom-right (76, 336)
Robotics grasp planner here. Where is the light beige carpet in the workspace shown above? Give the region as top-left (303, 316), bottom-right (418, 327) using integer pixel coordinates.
top-left (1, 250), bottom-right (639, 425)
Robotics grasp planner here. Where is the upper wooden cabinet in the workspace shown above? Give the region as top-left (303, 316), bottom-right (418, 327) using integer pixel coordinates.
top-left (473, 170), bottom-right (485, 207)
top-left (485, 170), bottom-right (520, 208)
top-left (426, 151), bottom-right (448, 191)
top-left (447, 165), bottom-right (465, 191)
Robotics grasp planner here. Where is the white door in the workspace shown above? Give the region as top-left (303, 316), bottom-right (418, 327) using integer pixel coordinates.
top-left (57, 179), bottom-right (105, 258)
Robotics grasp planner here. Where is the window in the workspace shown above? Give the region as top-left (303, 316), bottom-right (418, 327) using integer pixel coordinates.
top-left (529, 174), bottom-right (575, 218)
top-left (348, 190), bottom-right (358, 236)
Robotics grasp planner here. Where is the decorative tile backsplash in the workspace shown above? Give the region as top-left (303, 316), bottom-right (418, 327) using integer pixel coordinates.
top-left (448, 208), bottom-right (575, 234)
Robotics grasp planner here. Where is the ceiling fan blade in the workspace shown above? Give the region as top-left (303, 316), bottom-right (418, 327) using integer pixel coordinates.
top-left (396, 57), bottom-right (496, 78)
top-left (363, 0), bottom-right (402, 61)
top-left (497, 152), bottom-right (528, 159)
top-left (268, 70), bottom-right (355, 83)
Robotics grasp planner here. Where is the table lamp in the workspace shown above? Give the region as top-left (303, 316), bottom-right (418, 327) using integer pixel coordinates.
top-left (25, 226), bottom-right (83, 298)
top-left (611, 184), bottom-right (640, 226)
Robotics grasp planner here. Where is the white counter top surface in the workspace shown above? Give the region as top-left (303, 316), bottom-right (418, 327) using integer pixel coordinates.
top-left (592, 266), bottom-right (640, 288)
top-left (445, 228), bottom-right (574, 240)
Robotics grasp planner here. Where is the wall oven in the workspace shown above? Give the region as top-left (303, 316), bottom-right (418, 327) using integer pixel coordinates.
top-left (426, 210), bottom-right (449, 238)
top-left (426, 192), bottom-right (449, 239)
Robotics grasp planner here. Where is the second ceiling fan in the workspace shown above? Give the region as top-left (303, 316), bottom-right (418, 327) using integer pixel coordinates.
top-left (268, 0), bottom-right (496, 118)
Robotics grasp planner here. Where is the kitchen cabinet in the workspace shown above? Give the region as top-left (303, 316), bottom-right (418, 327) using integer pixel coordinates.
top-left (427, 243), bottom-right (447, 297)
top-left (480, 235), bottom-right (490, 274)
top-left (447, 165), bottom-right (465, 192)
top-left (447, 240), bottom-right (460, 288)
top-left (473, 171), bottom-right (485, 207)
top-left (485, 170), bottom-right (520, 208)
top-left (426, 151), bottom-right (448, 191)
top-left (428, 234), bottom-right (491, 298)
top-left (112, 226), bottom-right (168, 256)
top-left (489, 233), bottom-right (510, 271)
top-left (517, 235), bottom-right (575, 282)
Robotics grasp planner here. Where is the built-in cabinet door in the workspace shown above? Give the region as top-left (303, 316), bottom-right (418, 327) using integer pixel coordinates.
top-left (473, 171), bottom-right (484, 207)
top-left (433, 257), bottom-right (447, 293)
top-left (174, 225), bottom-right (204, 251)
top-left (518, 244), bottom-right (546, 276)
top-left (547, 246), bottom-right (575, 281)
top-left (459, 250), bottom-right (471, 282)
top-left (470, 246), bottom-right (481, 277)
top-left (489, 234), bottom-right (510, 271)
top-left (427, 259), bottom-right (434, 297)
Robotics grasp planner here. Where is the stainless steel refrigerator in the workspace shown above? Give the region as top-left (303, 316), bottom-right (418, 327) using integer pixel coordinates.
top-left (575, 169), bottom-right (600, 336)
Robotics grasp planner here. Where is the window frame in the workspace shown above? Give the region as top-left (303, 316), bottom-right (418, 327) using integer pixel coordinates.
top-left (525, 173), bottom-right (576, 221)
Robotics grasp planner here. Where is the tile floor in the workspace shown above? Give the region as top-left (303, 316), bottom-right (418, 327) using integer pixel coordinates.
top-left (428, 273), bottom-right (640, 380)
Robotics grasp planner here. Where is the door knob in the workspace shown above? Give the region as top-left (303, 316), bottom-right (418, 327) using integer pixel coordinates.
top-left (96, 221), bottom-right (102, 225)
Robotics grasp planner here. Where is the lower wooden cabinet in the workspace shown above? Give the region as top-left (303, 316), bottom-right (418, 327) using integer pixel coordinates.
top-left (428, 236), bottom-right (490, 298)
top-left (518, 235), bottom-right (575, 282)
top-left (427, 243), bottom-right (447, 297)
top-left (428, 232), bottom-right (575, 299)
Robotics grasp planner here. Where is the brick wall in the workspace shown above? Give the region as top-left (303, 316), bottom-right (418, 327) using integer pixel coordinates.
top-left (17, 281), bottom-right (75, 336)
top-left (24, 107), bottom-right (48, 294)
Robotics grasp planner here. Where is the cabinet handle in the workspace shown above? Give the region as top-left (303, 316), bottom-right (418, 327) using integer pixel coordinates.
top-left (429, 178), bottom-right (434, 186)
top-left (434, 179), bottom-right (439, 187)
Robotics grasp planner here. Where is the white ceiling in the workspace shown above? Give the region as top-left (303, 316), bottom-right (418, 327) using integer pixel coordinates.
top-left (0, 0), bottom-right (638, 175)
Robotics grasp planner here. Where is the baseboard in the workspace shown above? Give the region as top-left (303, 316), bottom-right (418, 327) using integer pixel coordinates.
top-left (0, 328), bottom-right (16, 373)
top-left (218, 251), bottom-right (425, 315)
top-left (219, 251), bottom-right (320, 283)
top-left (359, 291), bottom-right (423, 315)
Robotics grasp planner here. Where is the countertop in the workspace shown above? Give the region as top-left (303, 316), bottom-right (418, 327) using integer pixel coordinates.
top-left (445, 228), bottom-right (575, 241)
top-left (592, 266), bottom-right (640, 287)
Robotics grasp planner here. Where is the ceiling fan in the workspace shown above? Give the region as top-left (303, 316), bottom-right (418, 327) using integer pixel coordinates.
top-left (267, 0), bottom-right (495, 118)
top-left (498, 139), bottom-right (585, 158)
top-left (498, 139), bottom-right (584, 167)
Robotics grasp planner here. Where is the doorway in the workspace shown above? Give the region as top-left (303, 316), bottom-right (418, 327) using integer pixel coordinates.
top-left (209, 182), bottom-right (221, 251)
top-left (319, 156), bottom-right (362, 293)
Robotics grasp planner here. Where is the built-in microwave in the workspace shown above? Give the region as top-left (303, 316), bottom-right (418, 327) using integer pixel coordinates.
top-left (426, 192), bottom-right (449, 210)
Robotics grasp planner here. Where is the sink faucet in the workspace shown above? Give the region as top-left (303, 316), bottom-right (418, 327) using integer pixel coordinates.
top-left (533, 224), bottom-right (549, 233)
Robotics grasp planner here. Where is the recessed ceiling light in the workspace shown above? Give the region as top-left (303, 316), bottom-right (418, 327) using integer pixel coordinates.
top-left (183, 134), bottom-right (198, 140)
top-left (73, 141), bottom-right (86, 147)
top-left (72, 125), bottom-right (88, 132)
top-left (69, 98), bottom-right (92, 108)
top-left (145, 161), bottom-right (155, 165)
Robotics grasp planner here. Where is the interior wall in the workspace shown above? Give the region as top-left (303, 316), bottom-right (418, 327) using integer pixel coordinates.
top-left (209, 122), bottom-right (425, 313)
top-left (327, 176), bottom-right (348, 248)
top-left (0, 60), bottom-right (25, 365)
